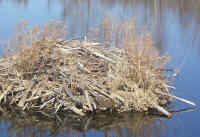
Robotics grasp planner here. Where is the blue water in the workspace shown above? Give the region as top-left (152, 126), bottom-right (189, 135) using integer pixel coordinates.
top-left (0, 0), bottom-right (200, 137)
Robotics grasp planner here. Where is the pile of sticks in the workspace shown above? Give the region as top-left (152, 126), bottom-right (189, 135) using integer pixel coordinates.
top-left (0, 38), bottom-right (195, 117)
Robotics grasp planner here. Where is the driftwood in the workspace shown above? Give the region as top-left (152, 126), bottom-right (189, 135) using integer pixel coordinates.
top-left (68, 106), bottom-right (85, 116)
top-left (157, 92), bottom-right (196, 106)
top-left (153, 103), bottom-right (171, 117)
top-left (169, 94), bottom-right (196, 106)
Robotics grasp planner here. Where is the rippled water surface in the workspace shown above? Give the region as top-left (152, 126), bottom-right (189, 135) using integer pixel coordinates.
top-left (0, 0), bottom-right (200, 137)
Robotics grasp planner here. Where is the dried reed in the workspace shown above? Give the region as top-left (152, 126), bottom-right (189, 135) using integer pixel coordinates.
top-left (0, 20), bottom-right (195, 117)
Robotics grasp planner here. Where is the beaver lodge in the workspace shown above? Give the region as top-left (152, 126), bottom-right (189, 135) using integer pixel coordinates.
top-left (0, 21), bottom-right (195, 118)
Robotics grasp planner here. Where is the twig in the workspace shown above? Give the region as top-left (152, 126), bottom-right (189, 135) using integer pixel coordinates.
top-left (40, 98), bottom-right (55, 109)
top-left (55, 102), bottom-right (63, 113)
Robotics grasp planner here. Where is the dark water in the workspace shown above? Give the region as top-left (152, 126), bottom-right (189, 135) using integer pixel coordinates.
top-left (0, 0), bottom-right (200, 137)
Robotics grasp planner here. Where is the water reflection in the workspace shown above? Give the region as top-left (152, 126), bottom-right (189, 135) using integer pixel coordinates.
top-left (0, 106), bottom-right (168, 137)
top-left (46, 0), bottom-right (200, 51)
top-left (0, 0), bottom-right (28, 5)
top-left (1, 0), bottom-right (200, 50)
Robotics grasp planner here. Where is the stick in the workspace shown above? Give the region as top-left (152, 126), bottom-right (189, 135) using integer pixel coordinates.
top-left (80, 47), bottom-right (116, 64)
top-left (40, 98), bottom-right (55, 109)
top-left (159, 92), bottom-right (196, 106)
top-left (110, 93), bottom-right (125, 104)
top-left (84, 90), bottom-right (93, 111)
top-left (92, 102), bottom-right (97, 110)
top-left (153, 103), bottom-right (171, 117)
top-left (82, 41), bottom-right (101, 46)
top-left (170, 95), bottom-right (196, 106)
top-left (26, 92), bottom-right (53, 102)
top-left (55, 102), bottom-right (63, 113)
top-left (0, 86), bottom-right (11, 102)
top-left (89, 84), bottom-right (115, 101)
top-left (68, 106), bottom-right (85, 116)
top-left (59, 47), bottom-right (81, 54)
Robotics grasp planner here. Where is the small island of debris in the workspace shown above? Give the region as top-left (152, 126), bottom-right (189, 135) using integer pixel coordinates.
top-left (0, 21), bottom-right (195, 117)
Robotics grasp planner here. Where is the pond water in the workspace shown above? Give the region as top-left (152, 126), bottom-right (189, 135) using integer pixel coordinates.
top-left (0, 0), bottom-right (200, 137)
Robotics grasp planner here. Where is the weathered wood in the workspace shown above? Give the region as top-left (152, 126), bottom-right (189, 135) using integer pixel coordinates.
top-left (89, 84), bottom-right (116, 101)
top-left (40, 98), bottom-right (55, 109)
top-left (80, 46), bottom-right (116, 64)
top-left (84, 90), bottom-right (93, 111)
top-left (158, 92), bottom-right (196, 106)
top-left (0, 86), bottom-right (11, 102)
top-left (26, 92), bottom-right (53, 102)
top-left (170, 95), bottom-right (196, 106)
top-left (111, 93), bottom-right (125, 104)
top-left (153, 103), bottom-right (171, 117)
top-left (68, 106), bottom-right (85, 116)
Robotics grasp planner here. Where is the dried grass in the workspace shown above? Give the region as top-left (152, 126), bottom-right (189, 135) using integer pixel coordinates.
top-left (107, 21), bottom-right (171, 111)
top-left (0, 20), bottom-right (177, 117)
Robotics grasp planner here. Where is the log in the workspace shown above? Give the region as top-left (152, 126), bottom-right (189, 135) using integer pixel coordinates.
top-left (68, 106), bottom-right (85, 116)
top-left (153, 103), bottom-right (171, 117)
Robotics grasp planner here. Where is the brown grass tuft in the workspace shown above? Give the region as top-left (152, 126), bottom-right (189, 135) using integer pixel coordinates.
top-left (4, 21), bottom-right (65, 75)
top-left (106, 20), bottom-right (170, 111)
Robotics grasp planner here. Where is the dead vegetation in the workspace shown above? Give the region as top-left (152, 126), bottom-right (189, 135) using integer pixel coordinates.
top-left (0, 20), bottom-right (195, 117)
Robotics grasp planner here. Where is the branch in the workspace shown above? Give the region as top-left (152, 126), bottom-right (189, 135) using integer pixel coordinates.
top-left (153, 103), bottom-right (171, 117)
